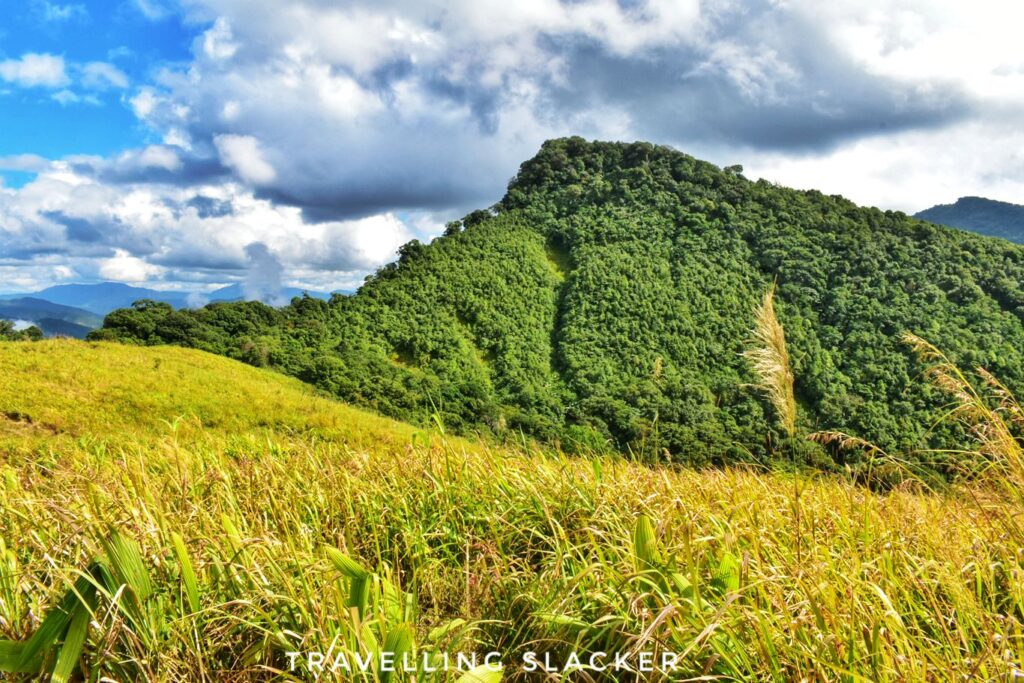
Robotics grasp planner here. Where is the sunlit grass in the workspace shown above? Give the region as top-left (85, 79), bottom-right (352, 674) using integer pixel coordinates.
top-left (1, 340), bottom-right (1022, 681)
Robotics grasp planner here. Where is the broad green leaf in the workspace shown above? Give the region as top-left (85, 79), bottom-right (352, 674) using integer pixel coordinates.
top-left (380, 623), bottom-right (415, 683)
top-left (455, 663), bottom-right (503, 683)
top-left (325, 547), bottom-right (370, 581)
top-left (633, 515), bottom-right (660, 570)
top-left (50, 603), bottom-right (90, 683)
top-left (348, 576), bottom-right (371, 618)
top-left (714, 551), bottom-right (740, 594)
top-left (0, 640), bottom-right (38, 674)
top-left (171, 532), bottom-right (201, 614)
top-left (427, 618), bottom-right (466, 644)
top-left (102, 530), bottom-right (153, 602)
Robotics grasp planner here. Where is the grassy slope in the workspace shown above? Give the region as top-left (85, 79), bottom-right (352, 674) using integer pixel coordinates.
top-left (1, 341), bottom-right (1022, 681)
top-left (0, 339), bottom-right (415, 449)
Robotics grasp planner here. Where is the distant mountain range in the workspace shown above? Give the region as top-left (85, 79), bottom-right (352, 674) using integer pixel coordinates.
top-left (0, 297), bottom-right (103, 339)
top-left (915, 196), bottom-right (1024, 243)
top-left (0, 282), bottom-right (337, 338)
top-left (1, 282), bottom-right (334, 316)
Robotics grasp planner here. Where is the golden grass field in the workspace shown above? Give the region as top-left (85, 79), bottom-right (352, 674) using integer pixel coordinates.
top-left (1, 340), bottom-right (1022, 681)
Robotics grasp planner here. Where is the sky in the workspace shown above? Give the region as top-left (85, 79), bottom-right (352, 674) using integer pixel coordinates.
top-left (1, 0), bottom-right (1023, 294)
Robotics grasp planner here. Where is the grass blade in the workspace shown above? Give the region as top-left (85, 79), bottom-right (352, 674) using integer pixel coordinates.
top-left (50, 603), bottom-right (90, 683)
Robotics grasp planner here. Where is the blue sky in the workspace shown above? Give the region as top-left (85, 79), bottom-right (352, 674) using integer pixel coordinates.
top-left (1, 0), bottom-right (1023, 294)
top-left (0, 1), bottom-right (193, 172)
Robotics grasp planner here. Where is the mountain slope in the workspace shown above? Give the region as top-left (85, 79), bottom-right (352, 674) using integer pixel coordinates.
top-left (93, 138), bottom-right (1024, 466)
top-left (0, 297), bottom-right (102, 338)
top-left (2, 341), bottom-right (1017, 680)
top-left (6, 282), bottom-right (193, 315)
top-left (206, 282), bottom-right (332, 303)
top-left (916, 196), bottom-right (1024, 242)
top-left (0, 339), bottom-right (412, 450)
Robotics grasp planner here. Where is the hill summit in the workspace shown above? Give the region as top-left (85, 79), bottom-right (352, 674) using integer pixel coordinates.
top-left (93, 138), bottom-right (1024, 467)
top-left (915, 196), bottom-right (1024, 243)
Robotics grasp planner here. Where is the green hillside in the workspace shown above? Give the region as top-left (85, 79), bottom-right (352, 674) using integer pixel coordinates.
top-left (2, 340), bottom-right (1023, 681)
top-left (92, 138), bottom-right (1024, 469)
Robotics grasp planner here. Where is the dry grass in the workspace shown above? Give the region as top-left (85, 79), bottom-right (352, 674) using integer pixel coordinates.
top-left (0, 340), bottom-right (1022, 681)
top-left (743, 284), bottom-right (797, 438)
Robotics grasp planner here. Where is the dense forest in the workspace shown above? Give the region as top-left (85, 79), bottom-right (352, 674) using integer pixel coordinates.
top-left (91, 138), bottom-right (1024, 471)
top-left (916, 196), bottom-right (1024, 243)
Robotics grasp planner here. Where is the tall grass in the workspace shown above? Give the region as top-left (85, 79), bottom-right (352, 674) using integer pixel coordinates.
top-left (744, 284), bottom-right (797, 438)
top-left (0, 340), bottom-right (1022, 680)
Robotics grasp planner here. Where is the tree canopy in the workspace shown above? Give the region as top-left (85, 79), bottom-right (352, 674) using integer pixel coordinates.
top-left (92, 138), bottom-right (1024, 471)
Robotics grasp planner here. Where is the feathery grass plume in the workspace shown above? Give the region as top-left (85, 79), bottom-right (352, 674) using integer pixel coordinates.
top-left (808, 430), bottom-right (936, 489)
top-left (744, 283), bottom-right (797, 437)
top-left (903, 332), bottom-right (1024, 487)
top-left (809, 430), bottom-right (888, 459)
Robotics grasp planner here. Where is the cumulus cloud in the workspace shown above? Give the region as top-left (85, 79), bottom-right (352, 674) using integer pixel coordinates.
top-left (81, 62), bottom-right (130, 90)
top-left (0, 53), bottom-right (68, 88)
top-left (112, 0), bottom-right (1001, 223)
top-left (0, 154), bottom-right (52, 173)
top-left (214, 134), bottom-right (276, 184)
top-left (0, 53), bottom-right (128, 104)
top-left (0, 163), bottom-right (420, 293)
top-left (4, 0), bottom-right (1024, 292)
top-left (99, 249), bottom-right (164, 282)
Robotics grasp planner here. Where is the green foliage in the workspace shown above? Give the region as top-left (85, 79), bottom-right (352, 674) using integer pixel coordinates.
top-left (91, 138), bottom-right (1024, 470)
top-left (0, 320), bottom-right (43, 341)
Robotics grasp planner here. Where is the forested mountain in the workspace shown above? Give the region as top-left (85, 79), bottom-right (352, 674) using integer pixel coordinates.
top-left (916, 196), bottom-right (1024, 243)
top-left (92, 138), bottom-right (1024, 469)
top-left (1, 282), bottom-right (333, 316)
top-left (0, 297), bottom-right (102, 338)
top-left (4, 283), bottom-right (193, 314)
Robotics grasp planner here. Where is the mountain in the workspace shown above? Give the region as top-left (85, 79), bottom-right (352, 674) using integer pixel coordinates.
top-left (206, 283), bottom-right (331, 303)
top-left (1, 283), bottom-right (192, 315)
top-left (92, 138), bottom-right (1024, 469)
top-left (0, 282), bottom-right (336, 317)
top-left (0, 297), bottom-right (103, 338)
top-left (915, 196), bottom-right (1024, 242)
top-left (31, 317), bottom-right (97, 338)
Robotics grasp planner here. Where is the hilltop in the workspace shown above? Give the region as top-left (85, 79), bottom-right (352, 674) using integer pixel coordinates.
top-left (93, 138), bottom-right (1024, 470)
top-left (916, 196), bottom-right (1024, 243)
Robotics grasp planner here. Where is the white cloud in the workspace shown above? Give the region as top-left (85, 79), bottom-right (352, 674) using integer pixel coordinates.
top-left (130, 87), bottom-right (160, 118)
top-left (80, 62), bottom-right (130, 90)
top-left (743, 119), bottom-right (1024, 213)
top-left (38, 2), bottom-right (86, 21)
top-left (214, 134), bottom-right (276, 184)
top-left (6, 0), bottom-right (1024, 293)
top-left (0, 163), bottom-right (418, 293)
top-left (132, 0), bottom-right (171, 20)
top-left (51, 89), bottom-right (101, 106)
top-left (51, 89), bottom-right (79, 105)
top-left (201, 17), bottom-right (238, 60)
top-left (0, 53), bottom-right (68, 88)
top-left (136, 145), bottom-right (182, 171)
top-left (99, 249), bottom-right (165, 282)
top-left (0, 154), bottom-right (51, 172)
